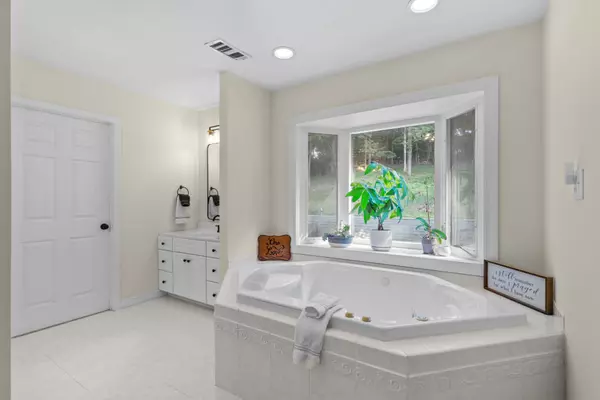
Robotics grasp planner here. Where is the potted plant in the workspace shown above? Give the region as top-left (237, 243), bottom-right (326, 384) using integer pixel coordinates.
top-left (415, 182), bottom-right (447, 254)
top-left (322, 221), bottom-right (353, 248)
top-left (346, 162), bottom-right (409, 252)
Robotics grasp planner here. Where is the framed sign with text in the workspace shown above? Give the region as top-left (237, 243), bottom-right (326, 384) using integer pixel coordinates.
top-left (484, 260), bottom-right (554, 315)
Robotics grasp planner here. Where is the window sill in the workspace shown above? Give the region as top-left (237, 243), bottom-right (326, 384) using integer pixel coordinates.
top-left (293, 242), bottom-right (483, 277)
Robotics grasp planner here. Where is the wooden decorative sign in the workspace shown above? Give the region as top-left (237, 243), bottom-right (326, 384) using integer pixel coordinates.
top-left (484, 260), bottom-right (554, 315)
top-left (257, 235), bottom-right (292, 261)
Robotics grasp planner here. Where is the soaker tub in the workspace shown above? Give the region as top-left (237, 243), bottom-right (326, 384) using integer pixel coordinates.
top-left (237, 261), bottom-right (527, 341)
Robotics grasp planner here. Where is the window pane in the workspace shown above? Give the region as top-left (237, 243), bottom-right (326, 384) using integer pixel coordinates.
top-left (307, 133), bottom-right (338, 239)
top-left (449, 110), bottom-right (477, 254)
top-left (351, 124), bottom-right (435, 242)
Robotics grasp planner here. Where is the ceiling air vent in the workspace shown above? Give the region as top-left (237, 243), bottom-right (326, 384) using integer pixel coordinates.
top-left (205, 39), bottom-right (250, 61)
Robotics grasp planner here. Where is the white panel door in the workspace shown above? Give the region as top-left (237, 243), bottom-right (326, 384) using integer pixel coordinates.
top-left (11, 106), bottom-right (112, 337)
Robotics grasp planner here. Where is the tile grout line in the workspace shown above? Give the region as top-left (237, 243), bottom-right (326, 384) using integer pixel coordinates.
top-left (44, 354), bottom-right (91, 393)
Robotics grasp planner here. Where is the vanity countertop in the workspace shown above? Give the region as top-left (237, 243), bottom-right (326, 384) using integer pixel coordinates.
top-left (161, 229), bottom-right (219, 242)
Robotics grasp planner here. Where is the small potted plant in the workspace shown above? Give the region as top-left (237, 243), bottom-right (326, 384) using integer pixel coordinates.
top-left (346, 162), bottom-right (409, 252)
top-left (322, 221), bottom-right (353, 248)
top-left (415, 182), bottom-right (447, 255)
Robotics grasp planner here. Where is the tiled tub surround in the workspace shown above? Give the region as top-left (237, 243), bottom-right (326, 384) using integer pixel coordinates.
top-left (237, 261), bottom-right (527, 341)
top-left (215, 261), bottom-right (565, 400)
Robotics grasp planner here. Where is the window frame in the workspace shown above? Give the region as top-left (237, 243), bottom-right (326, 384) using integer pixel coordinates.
top-left (440, 97), bottom-right (485, 258)
top-left (290, 77), bottom-right (498, 277)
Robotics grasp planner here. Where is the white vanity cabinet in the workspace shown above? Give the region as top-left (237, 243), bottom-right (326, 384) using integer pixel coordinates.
top-left (157, 231), bottom-right (220, 306)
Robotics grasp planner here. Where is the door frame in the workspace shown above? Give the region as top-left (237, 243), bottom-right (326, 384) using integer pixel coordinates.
top-left (11, 97), bottom-right (122, 312)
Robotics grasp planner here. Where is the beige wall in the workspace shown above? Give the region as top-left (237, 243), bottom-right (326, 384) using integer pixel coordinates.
top-left (544, 1), bottom-right (600, 398)
top-left (11, 56), bottom-right (201, 301)
top-left (0, 0), bottom-right (9, 397)
top-left (220, 72), bottom-right (271, 272)
top-left (198, 107), bottom-right (219, 223)
top-left (271, 23), bottom-right (544, 273)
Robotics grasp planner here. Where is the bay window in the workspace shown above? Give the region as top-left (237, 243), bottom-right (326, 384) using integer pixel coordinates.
top-left (293, 78), bottom-right (498, 274)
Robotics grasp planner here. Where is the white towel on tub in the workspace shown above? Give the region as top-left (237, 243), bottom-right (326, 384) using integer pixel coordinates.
top-left (305, 293), bottom-right (340, 319)
top-left (293, 301), bottom-right (343, 370)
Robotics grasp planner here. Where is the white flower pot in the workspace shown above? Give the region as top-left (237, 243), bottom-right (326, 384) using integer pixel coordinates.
top-left (370, 230), bottom-right (392, 252)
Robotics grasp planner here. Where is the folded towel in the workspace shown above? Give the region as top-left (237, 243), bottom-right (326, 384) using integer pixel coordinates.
top-left (175, 195), bottom-right (191, 225)
top-left (208, 195), bottom-right (220, 221)
top-left (293, 304), bottom-right (343, 370)
top-left (304, 293), bottom-right (340, 319)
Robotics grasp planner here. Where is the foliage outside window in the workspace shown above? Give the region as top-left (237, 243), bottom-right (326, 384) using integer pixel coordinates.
top-left (307, 133), bottom-right (338, 239)
top-left (351, 123), bottom-right (435, 242)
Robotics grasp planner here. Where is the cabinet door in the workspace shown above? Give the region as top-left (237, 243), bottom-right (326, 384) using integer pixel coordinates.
top-left (173, 253), bottom-right (207, 303)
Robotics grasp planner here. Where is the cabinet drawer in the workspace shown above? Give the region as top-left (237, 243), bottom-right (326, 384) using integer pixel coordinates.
top-left (206, 241), bottom-right (220, 259)
top-left (206, 258), bottom-right (221, 283)
top-left (159, 270), bottom-right (174, 293)
top-left (206, 282), bottom-right (221, 306)
top-left (173, 253), bottom-right (207, 303)
top-left (173, 238), bottom-right (206, 256)
top-left (158, 250), bottom-right (173, 272)
top-left (158, 236), bottom-right (173, 251)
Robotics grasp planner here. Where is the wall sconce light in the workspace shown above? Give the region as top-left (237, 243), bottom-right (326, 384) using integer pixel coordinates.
top-left (565, 162), bottom-right (584, 200)
top-left (208, 125), bottom-right (220, 136)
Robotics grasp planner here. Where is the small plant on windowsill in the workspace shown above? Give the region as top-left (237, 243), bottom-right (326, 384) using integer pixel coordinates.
top-left (415, 182), bottom-right (447, 255)
top-left (346, 162), bottom-right (410, 252)
top-left (322, 221), bottom-right (353, 248)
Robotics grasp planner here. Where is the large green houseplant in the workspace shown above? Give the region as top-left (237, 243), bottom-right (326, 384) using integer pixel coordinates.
top-left (346, 162), bottom-right (410, 251)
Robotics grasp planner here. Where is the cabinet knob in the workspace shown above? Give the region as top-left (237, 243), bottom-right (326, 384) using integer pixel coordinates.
top-left (212, 293), bottom-right (217, 298)
top-left (212, 269), bottom-right (216, 273)
top-left (161, 242), bottom-right (165, 245)
top-left (212, 249), bottom-right (217, 253)
top-left (161, 260), bottom-right (166, 263)
top-left (162, 280), bottom-right (167, 284)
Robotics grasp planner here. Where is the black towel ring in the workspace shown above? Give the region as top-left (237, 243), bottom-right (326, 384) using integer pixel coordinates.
top-left (178, 185), bottom-right (189, 196)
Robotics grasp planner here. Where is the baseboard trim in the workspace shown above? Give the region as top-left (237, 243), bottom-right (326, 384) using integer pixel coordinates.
top-left (167, 293), bottom-right (215, 310)
top-left (115, 290), bottom-right (165, 310)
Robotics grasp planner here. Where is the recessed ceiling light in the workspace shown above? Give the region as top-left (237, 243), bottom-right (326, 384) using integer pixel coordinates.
top-left (408, 0), bottom-right (439, 13)
top-left (273, 47), bottom-right (295, 60)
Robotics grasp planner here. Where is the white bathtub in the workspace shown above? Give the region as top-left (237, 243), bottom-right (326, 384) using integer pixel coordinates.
top-left (237, 261), bottom-right (527, 341)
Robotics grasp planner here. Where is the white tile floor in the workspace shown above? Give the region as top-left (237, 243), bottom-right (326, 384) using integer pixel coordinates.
top-left (12, 296), bottom-right (240, 400)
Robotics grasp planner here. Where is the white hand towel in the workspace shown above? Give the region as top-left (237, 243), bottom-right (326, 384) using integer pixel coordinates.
top-left (304, 293), bottom-right (340, 319)
top-left (175, 196), bottom-right (190, 225)
top-left (208, 196), bottom-right (220, 220)
top-left (293, 304), bottom-right (343, 370)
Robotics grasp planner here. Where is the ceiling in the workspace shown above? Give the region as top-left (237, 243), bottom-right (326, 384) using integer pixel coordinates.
top-left (11, 0), bottom-right (548, 109)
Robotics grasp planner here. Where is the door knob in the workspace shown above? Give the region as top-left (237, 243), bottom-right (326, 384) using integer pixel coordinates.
top-left (100, 223), bottom-right (110, 231)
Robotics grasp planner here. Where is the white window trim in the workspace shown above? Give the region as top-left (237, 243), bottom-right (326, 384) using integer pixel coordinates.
top-left (289, 77), bottom-right (499, 277)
